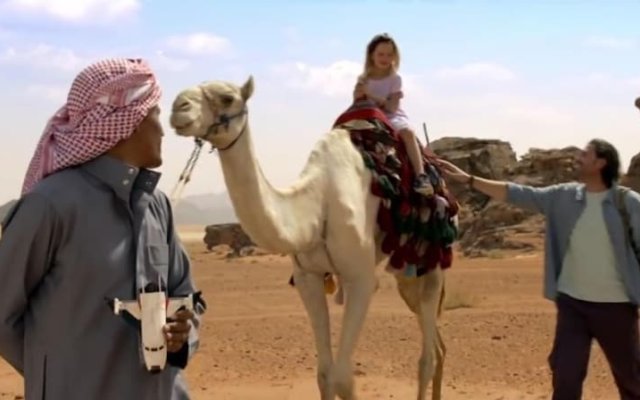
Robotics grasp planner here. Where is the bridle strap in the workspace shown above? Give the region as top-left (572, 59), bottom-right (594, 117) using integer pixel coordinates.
top-left (215, 120), bottom-right (248, 151)
top-left (202, 107), bottom-right (247, 144)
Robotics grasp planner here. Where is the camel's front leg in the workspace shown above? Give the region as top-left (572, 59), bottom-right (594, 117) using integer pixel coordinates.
top-left (331, 268), bottom-right (377, 400)
top-left (416, 269), bottom-right (446, 400)
top-left (291, 261), bottom-right (334, 400)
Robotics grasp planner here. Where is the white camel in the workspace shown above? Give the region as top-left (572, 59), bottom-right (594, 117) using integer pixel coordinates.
top-left (169, 76), bottom-right (453, 400)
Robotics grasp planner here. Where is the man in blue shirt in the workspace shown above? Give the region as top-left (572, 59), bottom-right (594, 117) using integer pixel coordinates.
top-left (438, 138), bottom-right (640, 400)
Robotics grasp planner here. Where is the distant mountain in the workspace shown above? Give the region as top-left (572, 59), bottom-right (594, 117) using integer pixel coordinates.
top-left (0, 193), bottom-right (235, 227)
top-left (173, 192), bottom-right (237, 225)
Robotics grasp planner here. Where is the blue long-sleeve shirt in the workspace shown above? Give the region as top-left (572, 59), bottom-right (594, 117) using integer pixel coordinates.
top-left (506, 182), bottom-right (640, 305)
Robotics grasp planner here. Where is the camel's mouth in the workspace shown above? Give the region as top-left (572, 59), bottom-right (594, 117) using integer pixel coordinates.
top-left (172, 120), bottom-right (194, 132)
top-left (169, 111), bottom-right (199, 136)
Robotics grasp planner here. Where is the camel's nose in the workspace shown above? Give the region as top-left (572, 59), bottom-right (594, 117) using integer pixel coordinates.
top-left (635, 97), bottom-right (640, 110)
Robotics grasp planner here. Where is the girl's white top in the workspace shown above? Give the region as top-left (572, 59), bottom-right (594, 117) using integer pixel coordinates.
top-left (365, 72), bottom-right (411, 130)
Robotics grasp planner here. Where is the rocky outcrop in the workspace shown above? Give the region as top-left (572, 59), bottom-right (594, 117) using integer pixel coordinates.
top-left (508, 147), bottom-right (580, 187)
top-left (458, 201), bottom-right (544, 257)
top-left (203, 223), bottom-right (256, 257)
top-left (431, 137), bottom-right (518, 212)
top-left (622, 153), bottom-right (640, 193)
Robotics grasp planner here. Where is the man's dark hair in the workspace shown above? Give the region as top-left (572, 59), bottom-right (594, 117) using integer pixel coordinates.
top-left (588, 138), bottom-right (621, 187)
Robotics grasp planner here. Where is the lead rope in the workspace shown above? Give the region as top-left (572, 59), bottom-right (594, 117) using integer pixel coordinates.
top-left (169, 139), bottom-right (204, 207)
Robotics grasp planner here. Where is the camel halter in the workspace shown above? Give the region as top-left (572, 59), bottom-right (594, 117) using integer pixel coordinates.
top-left (169, 108), bottom-right (248, 207)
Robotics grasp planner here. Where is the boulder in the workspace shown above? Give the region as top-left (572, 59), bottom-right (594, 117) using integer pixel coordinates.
top-left (458, 201), bottom-right (543, 257)
top-left (203, 223), bottom-right (256, 257)
top-left (431, 137), bottom-right (517, 212)
top-left (508, 146), bottom-right (580, 187)
top-left (622, 152), bottom-right (640, 193)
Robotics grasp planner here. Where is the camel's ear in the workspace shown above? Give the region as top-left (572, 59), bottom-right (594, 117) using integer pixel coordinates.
top-left (241, 75), bottom-right (254, 101)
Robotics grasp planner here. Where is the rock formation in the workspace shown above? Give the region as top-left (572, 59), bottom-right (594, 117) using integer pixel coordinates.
top-left (622, 153), bottom-right (640, 192)
top-left (508, 146), bottom-right (581, 187)
top-left (431, 137), bottom-right (518, 212)
top-left (203, 223), bottom-right (256, 257)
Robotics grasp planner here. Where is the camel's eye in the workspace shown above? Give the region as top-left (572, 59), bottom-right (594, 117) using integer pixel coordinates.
top-left (220, 95), bottom-right (234, 107)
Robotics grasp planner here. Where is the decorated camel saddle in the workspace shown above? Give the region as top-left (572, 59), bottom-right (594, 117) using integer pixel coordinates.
top-left (334, 100), bottom-right (459, 275)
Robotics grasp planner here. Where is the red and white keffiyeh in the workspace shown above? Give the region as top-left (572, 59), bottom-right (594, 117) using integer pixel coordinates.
top-left (21, 58), bottom-right (162, 195)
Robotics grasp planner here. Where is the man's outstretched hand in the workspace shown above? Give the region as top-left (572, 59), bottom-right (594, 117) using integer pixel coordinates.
top-left (435, 159), bottom-right (471, 183)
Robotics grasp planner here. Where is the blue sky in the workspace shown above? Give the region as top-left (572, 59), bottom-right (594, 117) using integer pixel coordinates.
top-left (0, 0), bottom-right (639, 203)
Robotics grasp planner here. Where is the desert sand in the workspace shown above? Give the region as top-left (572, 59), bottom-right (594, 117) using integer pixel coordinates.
top-left (0, 227), bottom-right (622, 399)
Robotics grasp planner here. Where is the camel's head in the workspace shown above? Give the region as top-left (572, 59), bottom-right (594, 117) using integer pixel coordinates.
top-left (635, 96), bottom-right (640, 111)
top-left (170, 76), bottom-right (254, 149)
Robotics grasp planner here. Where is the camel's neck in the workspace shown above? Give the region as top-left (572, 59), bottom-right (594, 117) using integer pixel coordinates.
top-left (216, 123), bottom-right (326, 253)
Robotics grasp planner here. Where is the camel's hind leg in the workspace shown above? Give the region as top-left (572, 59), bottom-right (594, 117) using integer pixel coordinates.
top-left (396, 268), bottom-right (446, 400)
top-left (292, 258), bottom-right (334, 400)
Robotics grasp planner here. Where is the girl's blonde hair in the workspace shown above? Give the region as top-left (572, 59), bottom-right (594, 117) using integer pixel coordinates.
top-left (362, 32), bottom-right (401, 78)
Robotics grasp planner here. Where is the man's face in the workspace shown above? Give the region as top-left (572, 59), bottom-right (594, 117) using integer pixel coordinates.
top-left (576, 144), bottom-right (605, 181)
top-left (129, 106), bottom-right (164, 168)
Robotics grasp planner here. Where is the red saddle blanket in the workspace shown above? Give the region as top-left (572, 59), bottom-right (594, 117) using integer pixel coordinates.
top-left (333, 102), bottom-right (460, 276)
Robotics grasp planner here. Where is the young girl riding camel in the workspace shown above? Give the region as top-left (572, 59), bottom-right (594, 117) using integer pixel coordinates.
top-left (353, 32), bottom-right (433, 195)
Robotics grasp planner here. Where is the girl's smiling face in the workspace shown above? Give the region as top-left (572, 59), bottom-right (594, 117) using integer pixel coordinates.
top-left (371, 41), bottom-right (396, 71)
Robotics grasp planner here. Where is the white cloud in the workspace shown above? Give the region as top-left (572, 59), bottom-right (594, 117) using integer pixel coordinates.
top-left (152, 50), bottom-right (191, 72)
top-left (627, 76), bottom-right (640, 89)
top-left (504, 104), bottom-right (575, 124)
top-left (582, 36), bottom-right (635, 50)
top-left (574, 73), bottom-right (640, 92)
top-left (25, 84), bottom-right (67, 103)
top-left (272, 60), bottom-right (362, 97)
top-left (165, 33), bottom-right (232, 56)
top-left (271, 59), bottom-right (427, 103)
top-left (434, 62), bottom-right (516, 82)
top-left (0, 44), bottom-right (87, 71)
top-left (0, 28), bottom-right (12, 40)
top-left (0, 0), bottom-right (141, 23)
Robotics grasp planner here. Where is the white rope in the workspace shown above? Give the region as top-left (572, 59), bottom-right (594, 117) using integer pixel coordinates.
top-left (170, 140), bottom-right (204, 208)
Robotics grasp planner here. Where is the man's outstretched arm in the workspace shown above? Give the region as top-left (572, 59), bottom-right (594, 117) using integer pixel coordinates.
top-left (437, 159), bottom-right (559, 215)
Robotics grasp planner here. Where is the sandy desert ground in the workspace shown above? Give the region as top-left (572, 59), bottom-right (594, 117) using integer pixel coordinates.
top-left (0, 226), bottom-right (623, 399)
